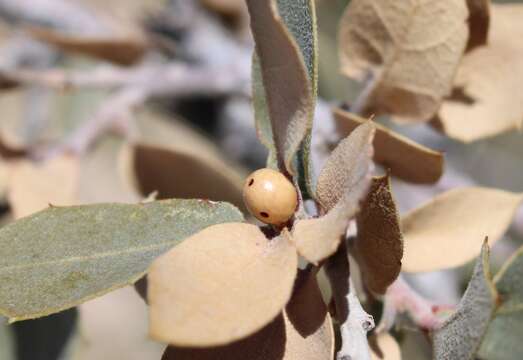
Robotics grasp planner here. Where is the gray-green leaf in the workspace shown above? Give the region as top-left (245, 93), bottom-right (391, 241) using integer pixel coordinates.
top-left (0, 199), bottom-right (243, 321)
top-left (433, 241), bottom-right (497, 360)
top-left (247, 0), bottom-right (315, 177)
top-left (479, 245), bottom-right (523, 360)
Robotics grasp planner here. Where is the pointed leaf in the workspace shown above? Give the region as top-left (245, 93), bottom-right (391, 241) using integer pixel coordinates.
top-left (7, 155), bottom-right (79, 219)
top-left (0, 199), bottom-right (243, 321)
top-left (316, 121), bottom-right (375, 211)
top-left (334, 108), bottom-right (444, 184)
top-left (293, 122), bottom-right (375, 264)
top-left (148, 223), bottom-right (298, 346)
top-left (436, 4), bottom-right (523, 142)
top-left (433, 241), bottom-right (497, 360)
top-left (339, 0), bottom-right (468, 122)
top-left (402, 187), bottom-right (523, 273)
top-left (353, 175), bottom-right (403, 294)
top-left (246, 0), bottom-right (313, 174)
top-left (479, 245), bottom-right (523, 360)
top-left (466, 0), bottom-right (490, 51)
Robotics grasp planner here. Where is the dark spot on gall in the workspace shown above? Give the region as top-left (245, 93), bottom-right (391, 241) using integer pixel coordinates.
top-left (248, 179), bottom-right (254, 186)
top-left (260, 211), bottom-right (269, 218)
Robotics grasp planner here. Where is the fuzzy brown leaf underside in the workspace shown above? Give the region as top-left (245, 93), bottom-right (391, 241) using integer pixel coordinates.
top-left (334, 108), bottom-right (443, 184)
top-left (354, 175), bottom-right (403, 294)
top-left (402, 187), bottom-right (523, 273)
top-left (339, 0), bottom-right (468, 122)
top-left (148, 223), bottom-right (298, 347)
top-left (161, 268), bottom-right (333, 359)
top-left (293, 122), bottom-right (375, 264)
top-left (437, 4), bottom-right (523, 142)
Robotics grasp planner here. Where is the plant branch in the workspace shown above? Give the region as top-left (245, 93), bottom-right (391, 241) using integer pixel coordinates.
top-left (377, 276), bottom-right (454, 333)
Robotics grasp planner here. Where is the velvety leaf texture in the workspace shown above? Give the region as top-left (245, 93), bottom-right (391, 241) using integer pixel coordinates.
top-left (339, 0), bottom-right (468, 122)
top-left (433, 241), bottom-right (497, 360)
top-left (334, 108), bottom-right (444, 184)
top-left (402, 187), bottom-right (523, 273)
top-left (148, 223), bottom-right (298, 347)
top-left (479, 245), bottom-right (523, 360)
top-left (354, 175), bottom-right (403, 294)
top-left (293, 122), bottom-right (375, 264)
top-left (0, 199), bottom-right (243, 321)
top-left (246, 0), bottom-right (313, 175)
top-left (161, 269), bottom-right (334, 360)
top-left (437, 4), bottom-right (523, 142)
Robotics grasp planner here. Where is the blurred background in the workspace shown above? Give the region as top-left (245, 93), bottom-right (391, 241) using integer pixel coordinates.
top-left (0, 0), bottom-right (521, 359)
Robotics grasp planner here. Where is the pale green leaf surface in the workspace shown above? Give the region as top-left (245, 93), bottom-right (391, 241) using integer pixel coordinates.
top-left (0, 199), bottom-right (243, 321)
top-left (252, 53), bottom-right (278, 170)
top-left (276, 0), bottom-right (317, 197)
top-left (479, 245), bottom-right (523, 360)
top-left (433, 242), bottom-right (497, 360)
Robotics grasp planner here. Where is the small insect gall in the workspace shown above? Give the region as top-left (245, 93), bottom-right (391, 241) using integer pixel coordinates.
top-left (242, 168), bottom-right (298, 225)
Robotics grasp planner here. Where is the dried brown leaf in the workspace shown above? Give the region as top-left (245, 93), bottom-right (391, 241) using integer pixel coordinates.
top-left (129, 144), bottom-right (244, 210)
top-left (371, 333), bottom-right (401, 360)
top-left (354, 175), bottom-right (403, 294)
top-left (161, 269), bottom-right (333, 359)
top-left (246, 0), bottom-right (313, 174)
top-left (293, 122), bottom-right (375, 264)
top-left (316, 121), bottom-right (375, 211)
top-left (402, 187), bottom-right (523, 273)
top-left (148, 223), bottom-right (298, 347)
top-left (28, 27), bottom-right (147, 66)
top-left (437, 4), bottom-right (523, 142)
top-left (433, 241), bottom-right (497, 360)
top-left (124, 111), bottom-right (245, 211)
top-left (334, 108), bottom-right (443, 184)
top-left (7, 155), bottom-right (79, 218)
top-left (339, 0), bottom-right (468, 122)
top-left (466, 0), bottom-right (490, 51)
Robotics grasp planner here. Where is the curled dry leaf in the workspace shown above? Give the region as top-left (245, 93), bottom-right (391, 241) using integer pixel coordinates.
top-left (246, 0), bottom-right (313, 174)
top-left (148, 223), bottom-right (298, 347)
top-left (161, 269), bottom-right (334, 359)
top-left (465, 0), bottom-right (490, 51)
top-left (124, 110), bottom-right (245, 211)
top-left (28, 27), bottom-right (147, 66)
top-left (433, 241), bottom-right (497, 360)
top-left (353, 175), bottom-right (403, 295)
top-left (436, 4), bottom-right (523, 142)
top-left (0, 199), bottom-right (243, 321)
top-left (402, 187), bottom-right (523, 273)
top-left (24, 0), bottom-right (164, 65)
top-left (370, 333), bottom-right (401, 360)
top-left (479, 244), bottom-right (523, 360)
top-left (334, 108), bottom-right (443, 184)
top-left (339, 0), bottom-right (468, 122)
top-left (7, 155), bottom-right (79, 219)
top-left (293, 122), bottom-right (375, 264)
